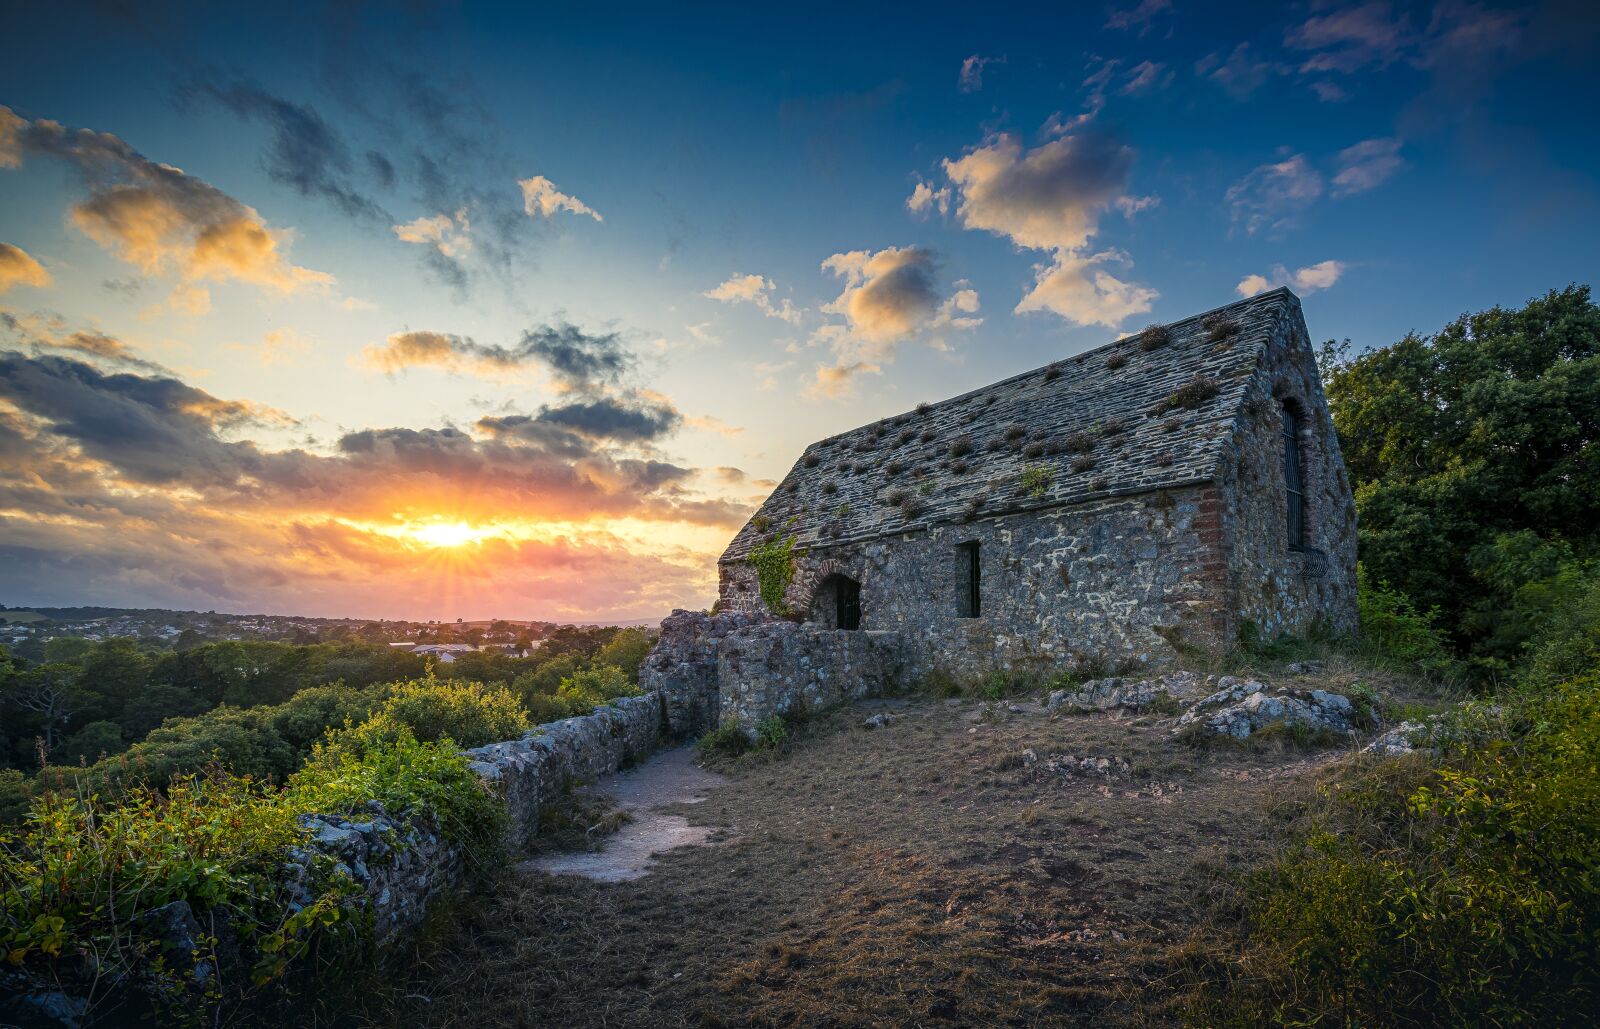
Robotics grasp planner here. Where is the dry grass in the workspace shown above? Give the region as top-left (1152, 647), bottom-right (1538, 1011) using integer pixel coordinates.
top-left (336, 692), bottom-right (1392, 1028)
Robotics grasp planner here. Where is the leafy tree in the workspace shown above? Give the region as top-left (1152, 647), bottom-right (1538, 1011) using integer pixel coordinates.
top-left (54, 720), bottom-right (125, 766)
top-left (1324, 285), bottom-right (1600, 658)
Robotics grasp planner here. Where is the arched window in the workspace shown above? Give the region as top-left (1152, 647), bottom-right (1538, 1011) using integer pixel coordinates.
top-left (1283, 405), bottom-right (1306, 550)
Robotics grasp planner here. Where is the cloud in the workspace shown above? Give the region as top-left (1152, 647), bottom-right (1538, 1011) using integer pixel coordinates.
top-left (959, 54), bottom-right (1004, 93)
top-left (806, 247), bottom-right (979, 396)
top-left (1236, 259), bottom-right (1347, 297)
top-left (1015, 250), bottom-right (1157, 327)
top-left (1332, 137), bottom-right (1406, 196)
top-left (0, 351), bottom-right (279, 487)
top-left (519, 175), bottom-right (603, 222)
top-left (1286, 2), bottom-right (1409, 73)
top-left (482, 393), bottom-right (681, 444)
top-left (806, 361), bottom-right (878, 400)
top-left (392, 208), bottom-right (473, 291)
top-left (821, 247), bottom-right (943, 344)
top-left (704, 273), bottom-right (801, 323)
top-left (1226, 153), bottom-right (1325, 234)
top-left (1196, 43), bottom-right (1288, 99)
top-left (914, 128), bottom-right (1158, 328)
top-left (240, 328), bottom-right (312, 367)
top-left (939, 130), bottom-right (1135, 251)
top-left (1105, 0), bottom-right (1172, 33)
top-left (181, 76), bottom-right (387, 220)
top-left (906, 180), bottom-right (952, 216)
top-left (0, 351), bottom-right (736, 534)
top-left (1120, 60), bottom-right (1171, 95)
top-left (0, 242), bottom-right (51, 292)
top-left (0, 105), bottom-right (333, 312)
top-left (394, 209), bottom-right (472, 258)
top-left (361, 322), bottom-right (632, 389)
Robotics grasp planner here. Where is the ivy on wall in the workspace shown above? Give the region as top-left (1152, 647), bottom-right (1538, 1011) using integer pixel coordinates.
top-left (748, 533), bottom-right (799, 615)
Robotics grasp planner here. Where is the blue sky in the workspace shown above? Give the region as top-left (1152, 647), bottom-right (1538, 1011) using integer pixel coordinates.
top-left (0, 0), bottom-right (1596, 620)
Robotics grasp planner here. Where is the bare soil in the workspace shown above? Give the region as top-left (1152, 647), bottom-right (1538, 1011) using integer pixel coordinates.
top-left (359, 693), bottom-right (1359, 1027)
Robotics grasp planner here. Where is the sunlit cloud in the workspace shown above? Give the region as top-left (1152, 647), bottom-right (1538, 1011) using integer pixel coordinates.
top-left (1237, 259), bottom-right (1347, 298)
top-left (519, 174), bottom-right (603, 222)
top-left (0, 105), bottom-right (334, 314)
top-left (0, 243), bottom-right (51, 292)
top-left (1332, 137), bottom-right (1406, 197)
top-left (704, 273), bottom-right (801, 324)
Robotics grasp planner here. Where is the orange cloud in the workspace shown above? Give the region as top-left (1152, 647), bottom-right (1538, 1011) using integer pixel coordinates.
top-left (0, 242), bottom-right (51, 292)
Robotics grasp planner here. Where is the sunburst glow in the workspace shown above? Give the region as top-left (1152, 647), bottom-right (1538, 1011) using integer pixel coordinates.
top-left (406, 521), bottom-right (489, 548)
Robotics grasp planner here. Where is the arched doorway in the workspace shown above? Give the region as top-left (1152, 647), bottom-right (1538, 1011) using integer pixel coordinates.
top-left (810, 573), bottom-right (862, 630)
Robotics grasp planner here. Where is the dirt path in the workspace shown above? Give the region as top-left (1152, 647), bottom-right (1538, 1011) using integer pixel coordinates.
top-left (523, 747), bottom-right (729, 882)
top-left (375, 697), bottom-right (1341, 1027)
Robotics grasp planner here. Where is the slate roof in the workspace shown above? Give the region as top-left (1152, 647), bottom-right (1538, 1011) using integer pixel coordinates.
top-left (721, 288), bottom-right (1305, 563)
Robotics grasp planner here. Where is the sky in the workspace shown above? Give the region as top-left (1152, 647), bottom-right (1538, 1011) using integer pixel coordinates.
top-left (1, 0), bottom-right (1597, 622)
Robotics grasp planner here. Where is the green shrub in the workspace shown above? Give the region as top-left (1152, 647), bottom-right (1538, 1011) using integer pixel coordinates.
top-left (0, 772), bottom-right (355, 1003)
top-left (290, 730), bottom-right (507, 854)
top-left (695, 719), bottom-right (751, 764)
top-left (919, 669), bottom-right (962, 698)
top-left (754, 715), bottom-right (787, 749)
top-left (364, 677), bottom-right (530, 748)
top-left (525, 665), bottom-right (641, 725)
top-left (1525, 573), bottom-right (1600, 685)
top-left (1214, 675), bottom-right (1600, 1025)
top-left (1357, 567), bottom-right (1456, 677)
top-left (748, 532), bottom-right (800, 615)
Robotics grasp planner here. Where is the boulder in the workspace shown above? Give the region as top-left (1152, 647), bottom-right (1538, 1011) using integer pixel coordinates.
top-left (1175, 677), bottom-right (1357, 740)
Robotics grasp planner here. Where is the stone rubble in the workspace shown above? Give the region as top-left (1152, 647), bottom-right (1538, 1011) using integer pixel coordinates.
top-left (1175, 677), bottom-right (1357, 739)
top-left (862, 712), bottom-right (895, 730)
top-left (1044, 753), bottom-right (1131, 776)
top-left (1046, 670), bottom-right (1208, 713)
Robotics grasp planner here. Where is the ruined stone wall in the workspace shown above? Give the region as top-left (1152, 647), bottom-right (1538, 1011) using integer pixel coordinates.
top-left (639, 609), bottom-right (772, 735)
top-left (286, 693), bottom-right (665, 947)
top-left (720, 483), bottom-right (1228, 682)
top-left (463, 694), bottom-right (663, 850)
top-left (716, 622), bottom-right (904, 734)
top-left (1214, 300), bottom-right (1358, 640)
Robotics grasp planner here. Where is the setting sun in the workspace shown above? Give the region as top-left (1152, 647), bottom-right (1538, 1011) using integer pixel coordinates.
top-left (407, 521), bottom-right (486, 548)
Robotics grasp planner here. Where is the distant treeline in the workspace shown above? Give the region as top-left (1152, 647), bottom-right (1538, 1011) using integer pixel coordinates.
top-left (0, 624), bottom-right (654, 820)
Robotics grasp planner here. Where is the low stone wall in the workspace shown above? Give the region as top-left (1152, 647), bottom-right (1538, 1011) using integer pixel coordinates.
top-left (286, 693), bottom-right (665, 946)
top-left (463, 693), bottom-right (664, 849)
top-left (717, 622), bottom-right (904, 735)
top-left (640, 608), bottom-right (772, 735)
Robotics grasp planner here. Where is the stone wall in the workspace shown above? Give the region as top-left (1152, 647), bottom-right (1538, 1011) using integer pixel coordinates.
top-left (1215, 297), bottom-right (1358, 640)
top-left (716, 621), bottom-right (904, 734)
top-left (639, 609), bottom-right (772, 735)
top-left (286, 693), bottom-right (666, 947)
top-left (720, 483), bottom-right (1227, 681)
top-left (463, 693), bottom-right (663, 850)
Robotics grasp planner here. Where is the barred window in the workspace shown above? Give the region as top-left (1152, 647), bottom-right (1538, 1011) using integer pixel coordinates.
top-left (1283, 406), bottom-right (1306, 550)
top-left (957, 541), bottom-right (981, 617)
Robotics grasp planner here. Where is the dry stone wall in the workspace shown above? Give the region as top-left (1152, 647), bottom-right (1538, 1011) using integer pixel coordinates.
top-left (285, 693), bottom-right (665, 947)
top-left (716, 621), bottom-right (904, 734)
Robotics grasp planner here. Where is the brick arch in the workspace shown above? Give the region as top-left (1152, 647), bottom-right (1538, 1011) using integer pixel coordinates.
top-left (787, 556), bottom-right (859, 620)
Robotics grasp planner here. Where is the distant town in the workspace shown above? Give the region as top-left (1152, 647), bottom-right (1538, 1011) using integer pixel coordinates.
top-left (0, 604), bottom-right (649, 664)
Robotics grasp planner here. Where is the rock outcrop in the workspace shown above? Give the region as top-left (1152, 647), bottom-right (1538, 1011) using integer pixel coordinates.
top-left (1175, 677), bottom-right (1358, 739)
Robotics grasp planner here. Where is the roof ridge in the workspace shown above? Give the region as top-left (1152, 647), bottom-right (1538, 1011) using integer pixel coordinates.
top-left (808, 288), bottom-right (1297, 447)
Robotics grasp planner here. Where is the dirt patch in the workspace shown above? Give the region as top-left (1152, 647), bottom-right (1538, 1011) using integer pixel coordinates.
top-left (361, 697), bottom-right (1350, 1027)
top-left (524, 747), bottom-right (729, 882)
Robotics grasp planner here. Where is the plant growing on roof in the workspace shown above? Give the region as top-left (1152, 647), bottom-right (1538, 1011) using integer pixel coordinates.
top-left (948, 435), bottom-right (973, 458)
top-left (1156, 375), bottom-right (1221, 412)
top-left (1203, 313), bottom-right (1239, 342)
top-left (1105, 352), bottom-right (1128, 370)
top-left (1019, 464), bottom-right (1056, 499)
top-left (1138, 323), bottom-right (1172, 351)
top-left (820, 480), bottom-right (838, 495)
top-left (1043, 362), bottom-right (1065, 381)
top-left (747, 532), bottom-right (800, 615)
